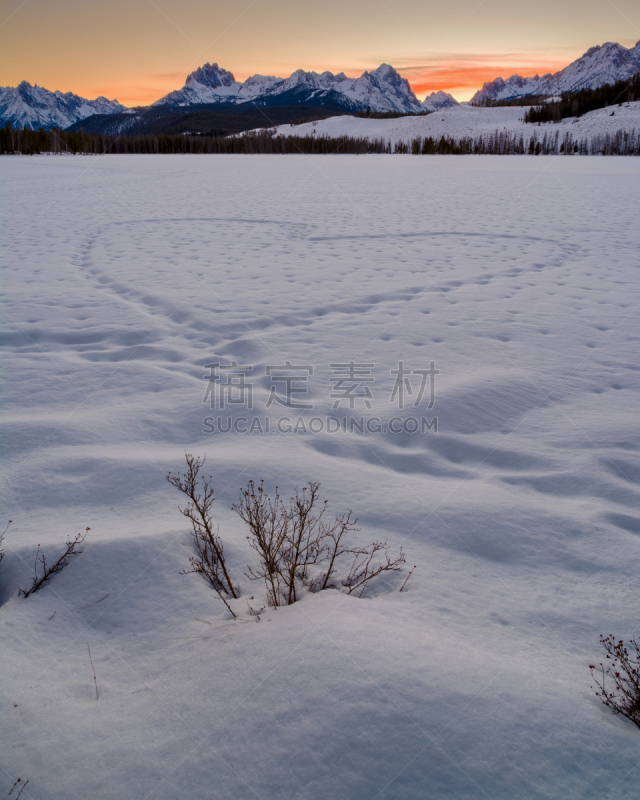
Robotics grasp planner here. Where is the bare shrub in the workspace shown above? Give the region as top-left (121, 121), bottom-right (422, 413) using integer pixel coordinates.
top-left (234, 481), bottom-right (287, 607)
top-left (234, 480), bottom-right (405, 606)
top-left (590, 635), bottom-right (640, 729)
top-left (167, 454), bottom-right (238, 601)
top-left (19, 528), bottom-right (89, 598)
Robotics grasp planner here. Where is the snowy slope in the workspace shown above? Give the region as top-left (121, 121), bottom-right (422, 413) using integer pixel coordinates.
top-left (0, 81), bottom-right (125, 130)
top-left (1, 155), bottom-right (639, 799)
top-left (472, 40), bottom-right (640, 102)
top-left (155, 62), bottom-right (421, 113)
top-left (259, 101), bottom-right (640, 144)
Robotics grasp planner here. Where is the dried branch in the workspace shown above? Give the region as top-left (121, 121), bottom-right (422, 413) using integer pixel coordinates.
top-left (342, 542), bottom-right (406, 597)
top-left (246, 599), bottom-right (265, 620)
top-left (590, 635), bottom-right (640, 729)
top-left (0, 520), bottom-right (11, 585)
top-left (15, 781), bottom-right (29, 800)
top-left (87, 643), bottom-right (98, 700)
top-left (215, 589), bottom-right (237, 619)
top-left (8, 778), bottom-right (28, 798)
top-left (19, 528), bottom-right (89, 598)
top-left (168, 454), bottom-right (237, 599)
top-left (399, 565), bottom-right (416, 592)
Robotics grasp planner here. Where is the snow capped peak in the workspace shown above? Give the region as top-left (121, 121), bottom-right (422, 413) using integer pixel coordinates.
top-left (186, 63), bottom-right (238, 88)
top-left (153, 63), bottom-right (242, 106)
top-left (349, 64), bottom-right (422, 113)
top-left (371, 63), bottom-right (394, 76)
top-left (421, 91), bottom-right (459, 112)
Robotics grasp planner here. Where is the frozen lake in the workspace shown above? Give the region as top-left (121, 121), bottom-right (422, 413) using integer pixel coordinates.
top-left (1, 154), bottom-right (639, 799)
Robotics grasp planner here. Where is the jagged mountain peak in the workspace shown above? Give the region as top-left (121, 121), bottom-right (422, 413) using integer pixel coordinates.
top-left (186, 63), bottom-right (238, 88)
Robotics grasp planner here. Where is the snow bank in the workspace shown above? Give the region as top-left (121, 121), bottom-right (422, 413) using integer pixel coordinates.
top-left (255, 101), bottom-right (640, 145)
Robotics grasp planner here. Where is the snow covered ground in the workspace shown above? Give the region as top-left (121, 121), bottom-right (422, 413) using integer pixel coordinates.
top-left (255, 101), bottom-right (640, 144)
top-left (1, 154), bottom-right (639, 799)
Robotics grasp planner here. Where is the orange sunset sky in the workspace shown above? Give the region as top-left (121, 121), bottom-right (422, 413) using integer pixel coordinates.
top-left (1, 0), bottom-right (638, 105)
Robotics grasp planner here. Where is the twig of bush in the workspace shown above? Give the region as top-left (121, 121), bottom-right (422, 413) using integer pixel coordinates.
top-left (399, 565), bottom-right (416, 592)
top-left (18, 528), bottom-right (89, 598)
top-left (234, 480), bottom-right (287, 607)
top-left (590, 635), bottom-right (640, 729)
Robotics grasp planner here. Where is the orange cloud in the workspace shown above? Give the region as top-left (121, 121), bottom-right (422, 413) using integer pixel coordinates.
top-left (396, 53), bottom-right (571, 101)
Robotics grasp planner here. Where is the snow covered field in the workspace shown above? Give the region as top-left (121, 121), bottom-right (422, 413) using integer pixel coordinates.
top-left (257, 101), bottom-right (640, 145)
top-left (1, 154), bottom-right (639, 799)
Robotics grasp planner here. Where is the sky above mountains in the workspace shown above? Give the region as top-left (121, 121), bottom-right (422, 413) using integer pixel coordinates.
top-left (1, 0), bottom-right (639, 104)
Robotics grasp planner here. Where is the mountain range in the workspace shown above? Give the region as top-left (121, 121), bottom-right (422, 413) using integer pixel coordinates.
top-left (471, 40), bottom-right (640, 103)
top-left (1, 39), bottom-right (639, 132)
top-left (154, 62), bottom-right (426, 114)
top-left (0, 81), bottom-right (125, 130)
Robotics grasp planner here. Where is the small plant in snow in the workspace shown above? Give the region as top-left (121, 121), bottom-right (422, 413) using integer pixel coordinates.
top-left (234, 479), bottom-right (370, 607)
top-left (167, 454), bottom-right (238, 610)
top-left (19, 528), bottom-right (89, 598)
top-left (235, 478), bottom-right (405, 606)
top-left (590, 635), bottom-right (640, 729)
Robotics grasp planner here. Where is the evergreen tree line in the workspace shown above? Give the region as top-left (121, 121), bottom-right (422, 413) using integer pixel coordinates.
top-left (1, 123), bottom-right (639, 156)
top-left (523, 74), bottom-right (640, 123)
